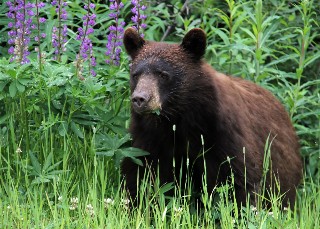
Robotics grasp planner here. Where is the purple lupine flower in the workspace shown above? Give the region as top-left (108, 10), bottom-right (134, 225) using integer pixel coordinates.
top-left (131, 0), bottom-right (147, 37)
top-left (76, 1), bottom-right (96, 77)
top-left (51, 0), bottom-right (68, 61)
top-left (34, 0), bottom-right (47, 69)
top-left (6, 0), bottom-right (37, 64)
top-left (34, 1), bottom-right (46, 46)
top-left (105, 0), bottom-right (125, 66)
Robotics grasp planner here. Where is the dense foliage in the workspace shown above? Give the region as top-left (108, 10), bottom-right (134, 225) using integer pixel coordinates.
top-left (0, 0), bottom-right (319, 228)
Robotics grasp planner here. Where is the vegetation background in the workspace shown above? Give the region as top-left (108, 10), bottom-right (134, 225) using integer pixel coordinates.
top-left (0, 0), bottom-right (319, 228)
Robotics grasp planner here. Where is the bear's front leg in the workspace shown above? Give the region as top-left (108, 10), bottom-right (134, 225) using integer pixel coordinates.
top-left (121, 157), bottom-right (145, 206)
top-left (121, 155), bottom-right (176, 207)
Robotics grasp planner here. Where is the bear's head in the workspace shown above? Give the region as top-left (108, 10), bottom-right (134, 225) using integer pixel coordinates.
top-left (123, 28), bottom-right (207, 118)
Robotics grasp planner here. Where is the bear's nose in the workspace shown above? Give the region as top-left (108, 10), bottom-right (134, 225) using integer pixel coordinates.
top-left (131, 92), bottom-right (150, 108)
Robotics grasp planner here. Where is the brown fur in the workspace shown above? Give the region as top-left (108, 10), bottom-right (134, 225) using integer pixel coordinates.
top-left (122, 28), bottom-right (303, 207)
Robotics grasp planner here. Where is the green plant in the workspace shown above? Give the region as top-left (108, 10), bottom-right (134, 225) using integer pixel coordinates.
top-left (0, 0), bottom-right (319, 228)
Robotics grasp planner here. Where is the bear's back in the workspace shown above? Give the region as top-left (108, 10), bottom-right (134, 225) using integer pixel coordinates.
top-left (204, 63), bottom-right (302, 202)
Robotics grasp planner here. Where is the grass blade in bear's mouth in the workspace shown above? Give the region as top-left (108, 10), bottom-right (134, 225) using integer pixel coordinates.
top-left (152, 109), bottom-right (161, 116)
top-left (133, 107), bottom-right (161, 116)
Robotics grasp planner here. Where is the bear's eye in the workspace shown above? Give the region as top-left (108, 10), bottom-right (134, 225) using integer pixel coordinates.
top-left (131, 73), bottom-right (139, 80)
top-left (157, 70), bottom-right (170, 80)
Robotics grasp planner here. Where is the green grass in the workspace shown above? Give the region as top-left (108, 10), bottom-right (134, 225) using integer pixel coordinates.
top-left (0, 127), bottom-right (319, 228)
top-left (0, 141), bottom-right (319, 228)
top-left (0, 0), bottom-right (320, 228)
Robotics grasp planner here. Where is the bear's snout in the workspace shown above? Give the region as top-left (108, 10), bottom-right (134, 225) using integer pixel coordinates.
top-left (131, 91), bottom-right (150, 112)
top-left (131, 76), bottom-right (162, 114)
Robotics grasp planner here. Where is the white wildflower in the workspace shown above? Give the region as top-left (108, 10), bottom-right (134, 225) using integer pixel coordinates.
top-left (104, 198), bottom-right (114, 209)
top-left (16, 147), bottom-right (22, 154)
top-left (69, 197), bottom-right (79, 210)
top-left (121, 198), bottom-right (130, 209)
top-left (268, 211), bottom-right (274, 217)
top-left (251, 206), bottom-right (257, 211)
top-left (86, 204), bottom-right (95, 217)
top-left (174, 206), bottom-right (183, 217)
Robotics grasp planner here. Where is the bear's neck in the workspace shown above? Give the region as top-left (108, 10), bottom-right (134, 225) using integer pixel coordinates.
top-left (129, 95), bottom-right (222, 161)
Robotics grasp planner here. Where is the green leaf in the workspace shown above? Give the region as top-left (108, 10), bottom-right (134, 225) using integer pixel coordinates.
top-left (52, 100), bottom-right (63, 110)
top-left (16, 80), bottom-right (25, 92)
top-left (29, 151), bottom-right (41, 175)
top-left (265, 54), bottom-right (299, 68)
top-left (213, 28), bottom-right (230, 45)
top-left (47, 77), bottom-right (67, 87)
top-left (0, 81), bottom-right (9, 92)
top-left (70, 121), bottom-right (84, 138)
top-left (260, 19), bottom-right (279, 47)
top-left (61, 55), bottom-right (68, 64)
top-left (117, 134), bottom-right (131, 148)
top-left (42, 152), bottom-right (53, 173)
top-left (304, 51), bottom-right (320, 68)
top-left (158, 182), bottom-right (174, 195)
top-left (120, 147), bottom-right (150, 166)
top-left (58, 122), bottom-right (68, 136)
top-left (96, 151), bottom-right (115, 157)
top-left (121, 147), bottom-right (150, 157)
top-left (0, 114), bottom-right (9, 125)
top-left (72, 113), bottom-right (97, 125)
top-left (230, 43), bottom-right (254, 54)
top-left (240, 27), bottom-right (256, 41)
top-left (18, 78), bottom-right (32, 86)
top-left (6, 69), bottom-right (17, 78)
top-left (9, 81), bottom-right (17, 97)
top-left (32, 177), bottom-right (51, 184)
top-left (96, 134), bottom-right (130, 151)
top-left (0, 72), bottom-right (10, 80)
top-left (46, 162), bottom-right (63, 173)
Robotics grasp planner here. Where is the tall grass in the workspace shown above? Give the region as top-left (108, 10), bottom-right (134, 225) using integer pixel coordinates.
top-left (0, 0), bottom-right (319, 228)
top-left (1, 139), bottom-right (319, 228)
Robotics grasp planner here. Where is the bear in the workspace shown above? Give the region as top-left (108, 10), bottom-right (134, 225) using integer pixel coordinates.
top-left (121, 27), bottom-right (303, 208)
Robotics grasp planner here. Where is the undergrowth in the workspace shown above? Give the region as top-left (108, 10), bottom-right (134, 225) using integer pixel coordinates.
top-left (0, 0), bottom-right (319, 228)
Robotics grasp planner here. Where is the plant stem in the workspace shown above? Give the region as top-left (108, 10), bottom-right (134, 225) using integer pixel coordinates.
top-left (21, 94), bottom-right (30, 153)
top-left (20, 0), bottom-right (27, 64)
top-left (76, 0), bottom-right (91, 78)
top-left (36, 0), bottom-right (42, 73)
top-left (227, 0), bottom-right (234, 74)
top-left (57, 0), bottom-right (63, 62)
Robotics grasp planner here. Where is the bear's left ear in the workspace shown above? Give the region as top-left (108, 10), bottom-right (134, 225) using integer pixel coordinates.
top-left (181, 28), bottom-right (206, 60)
top-left (123, 27), bottom-right (145, 59)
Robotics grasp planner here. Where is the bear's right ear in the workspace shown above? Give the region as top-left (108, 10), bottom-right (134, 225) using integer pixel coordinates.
top-left (181, 28), bottom-right (206, 60)
top-left (123, 27), bottom-right (145, 59)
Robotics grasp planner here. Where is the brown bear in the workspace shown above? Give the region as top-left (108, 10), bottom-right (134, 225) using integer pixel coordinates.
top-left (122, 27), bottom-right (303, 208)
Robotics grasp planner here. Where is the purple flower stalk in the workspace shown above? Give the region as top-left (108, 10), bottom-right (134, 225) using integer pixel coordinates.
top-left (76, 1), bottom-right (96, 77)
top-left (131, 0), bottom-right (147, 37)
top-left (34, 1), bottom-right (46, 43)
top-left (52, 0), bottom-right (68, 61)
top-left (35, 0), bottom-right (46, 70)
top-left (6, 0), bottom-right (36, 64)
top-left (105, 0), bottom-right (125, 66)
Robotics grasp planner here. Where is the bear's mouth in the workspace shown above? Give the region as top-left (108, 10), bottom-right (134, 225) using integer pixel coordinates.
top-left (132, 103), bottom-right (162, 115)
top-left (132, 105), bottom-right (149, 114)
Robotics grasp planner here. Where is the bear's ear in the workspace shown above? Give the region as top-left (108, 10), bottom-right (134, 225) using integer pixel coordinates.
top-left (181, 28), bottom-right (206, 60)
top-left (123, 27), bottom-right (145, 59)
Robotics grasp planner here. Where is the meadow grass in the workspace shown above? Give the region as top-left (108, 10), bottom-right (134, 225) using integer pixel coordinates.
top-left (0, 126), bottom-right (319, 228)
top-left (0, 140), bottom-right (319, 229)
top-left (0, 0), bottom-right (319, 228)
